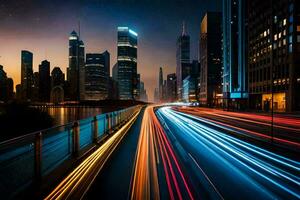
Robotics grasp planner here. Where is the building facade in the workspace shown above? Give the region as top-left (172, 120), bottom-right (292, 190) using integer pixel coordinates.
top-left (166, 73), bottom-right (177, 102)
top-left (67, 30), bottom-right (85, 101)
top-left (159, 67), bottom-right (163, 101)
top-left (199, 12), bottom-right (223, 107)
top-left (21, 50), bottom-right (33, 101)
top-left (248, 0), bottom-right (300, 112)
top-left (117, 27), bottom-right (138, 100)
top-left (183, 75), bottom-right (197, 102)
top-left (223, 0), bottom-right (248, 110)
top-left (39, 60), bottom-right (51, 102)
top-left (84, 53), bottom-right (109, 100)
top-left (176, 22), bottom-right (191, 101)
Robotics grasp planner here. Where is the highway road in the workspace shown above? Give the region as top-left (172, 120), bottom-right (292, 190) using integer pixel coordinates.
top-left (156, 106), bottom-right (300, 199)
top-left (45, 105), bottom-right (300, 200)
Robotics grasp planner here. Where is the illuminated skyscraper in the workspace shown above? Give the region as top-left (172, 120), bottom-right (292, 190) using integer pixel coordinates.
top-left (117, 27), bottom-right (138, 100)
top-left (248, 0), bottom-right (300, 111)
top-left (176, 22), bottom-right (190, 100)
top-left (223, 0), bottom-right (248, 109)
top-left (85, 53), bottom-right (109, 100)
top-left (67, 30), bottom-right (85, 101)
top-left (21, 50), bottom-right (33, 100)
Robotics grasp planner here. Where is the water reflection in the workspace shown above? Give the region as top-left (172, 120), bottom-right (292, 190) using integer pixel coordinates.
top-left (43, 107), bottom-right (104, 126)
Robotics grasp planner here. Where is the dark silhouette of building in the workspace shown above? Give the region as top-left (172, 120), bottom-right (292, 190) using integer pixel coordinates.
top-left (248, 0), bottom-right (300, 112)
top-left (51, 67), bottom-right (65, 103)
top-left (199, 12), bottom-right (223, 107)
top-left (108, 77), bottom-right (119, 100)
top-left (117, 27), bottom-right (138, 100)
top-left (0, 66), bottom-right (14, 102)
top-left (51, 67), bottom-right (65, 88)
top-left (67, 30), bottom-right (85, 101)
top-left (101, 50), bottom-right (110, 78)
top-left (6, 78), bottom-right (14, 101)
top-left (112, 63), bottom-right (118, 82)
top-left (85, 53), bottom-right (109, 100)
top-left (38, 60), bottom-right (51, 102)
top-left (139, 81), bottom-right (148, 102)
top-left (31, 72), bottom-right (39, 102)
top-left (21, 50), bottom-right (33, 101)
top-left (223, 0), bottom-right (248, 110)
top-left (166, 73), bottom-right (177, 102)
top-left (176, 22), bottom-right (191, 101)
top-left (158, 67), bottom-right (163, 101)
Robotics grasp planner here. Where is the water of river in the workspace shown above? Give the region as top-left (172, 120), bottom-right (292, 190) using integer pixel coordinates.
top-left (40, 106), bottom-right (121, 126)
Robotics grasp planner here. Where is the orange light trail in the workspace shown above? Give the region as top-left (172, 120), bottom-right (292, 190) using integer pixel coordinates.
top-left (130, 106), bottom-right (194, 200)
top-left (45, 108), bottom-right (141, 200)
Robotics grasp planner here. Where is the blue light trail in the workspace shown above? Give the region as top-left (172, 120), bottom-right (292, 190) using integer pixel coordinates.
top-left (156, 107), bottom-right (300, 199)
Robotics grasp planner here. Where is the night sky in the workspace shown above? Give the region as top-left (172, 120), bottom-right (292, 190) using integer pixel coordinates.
top-left (0, 0), bottom-right (220, 101)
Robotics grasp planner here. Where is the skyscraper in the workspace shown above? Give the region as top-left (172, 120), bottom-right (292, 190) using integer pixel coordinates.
top-left (112, 63), bottom-right (118, 82)
top-left (21, 50), bottom-right (33, 100)
top-left (85, 53), bottom-right (109, 100)
top-left (117, 27), bottom-right (138, 100)
top-left (101, 50), bottom-right (110, 78)
top-left (39, 60), bottom-right (51, 102)
top-left (159, 67), bottom-right (163, 101)
top-left (51, 67), bottom-right (65, 88)
top-left (223, 0), bottom-right (248, 109)
top-left (176, 22), bottom-right (190, 101)
top-left (248, 0), bottom-right (300, 112)
top-left (0, 66), bottom-right (14, 102)
top-left (50, 67), bottom-right (65, 103)
top-left (0, 65), bottom-right (7, 102)
top-left (67, 30), bottom-right (85, 101)
top-left (199, 12), bottom-right (223, 107)
top-left (166, 73), bottom-right (177, 102)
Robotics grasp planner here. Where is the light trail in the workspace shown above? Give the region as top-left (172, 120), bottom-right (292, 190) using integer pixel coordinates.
top-left (130, 106), bottom-right (194, 200)
top-left (157, 107), bottom-right (300, 199)
top-left (175, 107), bottom-right (300, 148)
top-left (177, 107), bottom-right (300, 130)
top-left (45, 108), bottom-right (141, 200)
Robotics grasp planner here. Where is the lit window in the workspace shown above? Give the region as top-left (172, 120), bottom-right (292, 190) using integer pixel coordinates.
top-left (274, 34), bottom-right (277, 41)
top-left (283, 30), bottom-right (286, 36)
top-left (283, 19), bottom-right (287, 26)
top-left (297, 35), bottom-right (300, 43)
top-left (289, 44), bottom-right (293, 53)
top-left (264, 31), bottom-right (267, 37)
top-left (297, 26), bottom-right (300, 32)
top-left (283, 39), bottom-right (287, 45)
top-left (289, 35), bottom-right (293, 43)
top-left (267, 29), bottom-right (270, 35)
top-left (279, 32), bottom-right (282, 38)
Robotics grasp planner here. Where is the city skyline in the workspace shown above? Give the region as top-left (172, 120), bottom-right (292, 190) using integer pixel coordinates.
top-left (0, 0), bottom-right (220, 101)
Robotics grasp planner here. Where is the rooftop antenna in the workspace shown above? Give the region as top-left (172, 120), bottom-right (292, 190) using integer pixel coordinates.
top-left (78, 20), bottom-right (81, 39)
top-left (182, 21), bottom-right (187, 36)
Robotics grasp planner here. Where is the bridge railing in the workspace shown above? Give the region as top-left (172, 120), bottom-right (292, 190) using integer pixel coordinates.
top-left (0, 105), bottom-right (141, 198)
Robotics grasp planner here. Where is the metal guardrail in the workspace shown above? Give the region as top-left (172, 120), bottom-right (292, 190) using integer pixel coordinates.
top-left (0, 105), bottom-right (141, 199)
